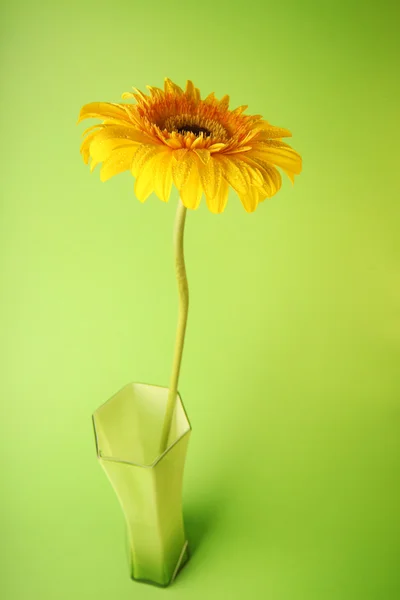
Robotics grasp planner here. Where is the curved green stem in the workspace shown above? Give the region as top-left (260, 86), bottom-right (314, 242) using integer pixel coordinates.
top-left (159, 199), bottom-right (189, 454)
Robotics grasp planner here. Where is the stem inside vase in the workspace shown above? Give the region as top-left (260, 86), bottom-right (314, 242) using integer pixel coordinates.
top-left (159, 199), bottom-right (189, 454)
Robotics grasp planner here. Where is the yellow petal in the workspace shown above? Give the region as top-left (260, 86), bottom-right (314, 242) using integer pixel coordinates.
top-left (252, 146), bottom-right (302, 177)
top-left (131, 144), bottom-right (163, 177)
top-left (251, 139), bottom-right (295, 151)
top-left (215, 155), bottom-right (263, 194)
top-left (90, 157), bottom-right (99, 172)
top-left (283, 169), bottom-right (295, 184)
top-left (198, 157), bottom-right (222, 200)
top-left (171, 150), bottom-right (195, 189)
top-left (90, 125), bottom-right (154, 145)
top-left (255, 124), bottom-right (292, 139)
top-left (90, 123), bottom-right (150, 145)
top-left (134, 152), bottom-right (161, 202)
top-left (146, 85), bottom-right (164, 99)
top-left (84, 125), bottom-right (152, 165)
top-left (179, 159), bottom-right (203, 210)
top-left (91, 139), bottom-right (135, 164)
top-left (134, 172), bottom-right (153, 202)
top-left (80, 130), bottom-right (99, 164)
top-left (132, 87), bottom-right (151, 106)
top-left (121, 90), bottom-right (135, 100)
top-left (122, 104), bottom-right (142, 127)
top-left (77, 102), bottom-right (131, 125)
top-left (165, 136), bottom-right (184, 149)
top-left (260, 165), bottom-right (282, 196)
top-left (153, 151), bottom-right (173, 202)
top-left (191, 135), bottom-right (207, 150)
top-left (209, 143), bottom-right (227, 153)
top-left (238, 186), bottom-right (262, 213)
top-left (193, 149), bottom-right (210, 164)
top-left (242, 155), bottom-right (282, 196)
top-left (224, 146), bottom-right (253, 154)
top-left (172, 148), bottom-right (189, 162)
top-left (258, 167), bottom-right (282, 197)
top-left (214, 155), bottom-right (248, 194)
top-left (81, 124), bottom-right (104, 137)
top-left (164, 78), bottom-right (184, 96)
top-left (236, 159), bottom-right (265, 187)
top-left (100, 146), bottom-right (138, 182)
top-left (205, 178), bottom-right (229, 214)
top-left (89, 136), bottom-right (138, 164)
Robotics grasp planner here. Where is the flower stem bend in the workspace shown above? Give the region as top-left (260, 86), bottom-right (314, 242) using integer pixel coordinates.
top-left (159, 199), bottom-right (189, 454)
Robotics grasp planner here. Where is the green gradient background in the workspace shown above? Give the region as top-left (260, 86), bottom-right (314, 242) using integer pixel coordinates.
top-left (1, 1), bottom-right (399, 598)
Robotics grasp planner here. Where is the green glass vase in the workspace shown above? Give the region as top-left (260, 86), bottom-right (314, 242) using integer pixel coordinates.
top-left (92, 382), bottom-right (192, 587)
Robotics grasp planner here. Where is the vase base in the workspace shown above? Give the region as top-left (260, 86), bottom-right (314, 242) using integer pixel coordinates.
top-left (130, 540), bottom-right (190, 588)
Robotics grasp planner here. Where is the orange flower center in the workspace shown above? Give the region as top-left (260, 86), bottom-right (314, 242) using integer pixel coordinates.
top-left (178, 124), bottom-right (211, 137)
top-left (163, 113), bottom-right (229, 142)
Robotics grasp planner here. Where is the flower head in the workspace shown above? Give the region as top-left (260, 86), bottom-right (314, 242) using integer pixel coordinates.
top-left (78, 78), bottom-right (302, 213)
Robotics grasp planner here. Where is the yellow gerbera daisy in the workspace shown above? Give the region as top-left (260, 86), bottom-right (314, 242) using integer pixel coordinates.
top-left (78, 78), bottom-right (302, 214)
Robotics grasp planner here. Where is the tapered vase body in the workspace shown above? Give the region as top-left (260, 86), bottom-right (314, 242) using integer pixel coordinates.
top-left (93, 382), bottom-right (191, 587)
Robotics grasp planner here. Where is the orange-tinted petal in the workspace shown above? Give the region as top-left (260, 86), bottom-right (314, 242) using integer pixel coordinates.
top-left (231, 104), bottom-right (249, 116)
top-left (203, 91), bottom-right (218, 106)
top-left (218, 94), bottom-right (230, 111)
top-left (164, 78), bottom-right (184, 96)
top-left (185, 80), bottom-right (200, 102)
